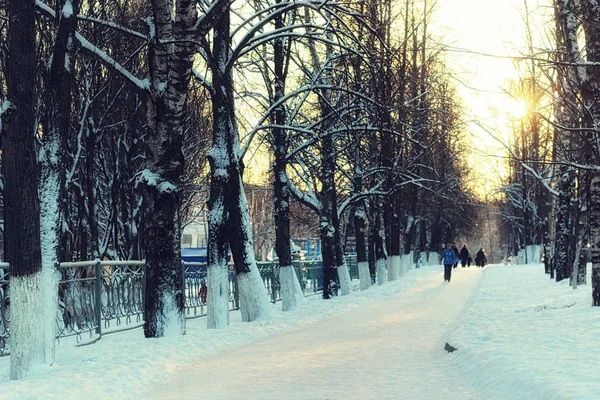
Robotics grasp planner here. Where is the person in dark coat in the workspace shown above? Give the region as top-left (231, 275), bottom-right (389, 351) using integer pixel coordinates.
top-left (440, 243), bottom-right (458, 282)
top-left (452, 243), bottom-right (459, 269)
top-left (475, 248), bottom-right (487, 268)
top-left (459, 245), bottom-right (470, 268)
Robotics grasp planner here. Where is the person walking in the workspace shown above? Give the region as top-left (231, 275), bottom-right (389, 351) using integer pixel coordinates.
top-left (451, 243), bottom-right (459, 269)
top-left (459, 245), bottom-right (470, 268)
top-left (440, 243), bottom-right (458, 282)
top-left (475, 248), bottom-right (487, 268)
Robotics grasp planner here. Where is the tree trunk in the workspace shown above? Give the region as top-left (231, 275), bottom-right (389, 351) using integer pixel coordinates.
top-left (2, 0), bottom-right (45, 380)
top-left (207, 8), bottom-right (271, 325)
top-left (354, 203), bottom-right (370, 290)
top-left (143, 0), bottom-right (198, 337)
top-left (580, 0), bottom-right (600, 305)
top-left (552, 0), bottom-right (578, 282)
top-left (40, 0), bottom-right (80, 364)
top-left (374, 206), bottom-right (387, 285)
top-left (272, 8), bottom-right (303, 311)
top-left (320, 133), bottom-right (339, 299)
top-left (333, 195), bottom-right (352, 295)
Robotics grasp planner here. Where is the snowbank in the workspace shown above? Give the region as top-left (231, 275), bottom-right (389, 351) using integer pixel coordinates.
top-left (446, 263), bottom-right (599, 399)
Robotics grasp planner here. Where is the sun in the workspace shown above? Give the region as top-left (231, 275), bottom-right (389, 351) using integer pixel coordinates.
top-left (506, 98), bottom-right (528, 119)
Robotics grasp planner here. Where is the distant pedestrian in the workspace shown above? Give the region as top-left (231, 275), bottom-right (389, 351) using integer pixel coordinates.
top-left (459, 245), bottom-right (470, 268)
top-left (199, 279), bottom-right (208, 304)
top-left (452, 243), bottom-right (459, 269)
top-left (467, 256), bottom-right (473, 267)
top-left (440, 243), bottom-right (459, 282)
top-left (475, 248), bottom-right (487, 268)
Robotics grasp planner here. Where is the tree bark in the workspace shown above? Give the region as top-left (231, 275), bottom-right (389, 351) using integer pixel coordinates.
top-left (272, 6), bottom-right (303, 311)
top-left (2, 0), bottom-right (45, 380)
top-left (207, 7), bottom-right (271, 326)
top-left (40, 0), bottom-right (80, 364)
top-left (143, 0), bottom-right (198, 337)
top-left (580, 0), bottom-right (600, 304)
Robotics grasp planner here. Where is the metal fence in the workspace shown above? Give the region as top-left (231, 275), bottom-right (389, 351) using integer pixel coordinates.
top-left (0, 255), bottom-right (359, 356)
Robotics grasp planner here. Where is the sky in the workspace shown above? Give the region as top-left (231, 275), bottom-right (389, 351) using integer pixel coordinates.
top-left (431, 0), bottom-right (551, 197)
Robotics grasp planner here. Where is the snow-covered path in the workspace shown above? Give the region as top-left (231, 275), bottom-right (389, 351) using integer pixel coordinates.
top-left (152, 268), bottom-right (486, 400)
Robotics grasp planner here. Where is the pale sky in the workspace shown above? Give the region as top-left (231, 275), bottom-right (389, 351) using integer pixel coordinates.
top-left (432, 0), bottom-right (551, 196)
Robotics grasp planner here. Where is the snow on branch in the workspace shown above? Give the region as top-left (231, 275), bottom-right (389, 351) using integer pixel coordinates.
top-left (75, 15), bottom-right (147, 40)
top-left (138, 169), bottom-right (178, 194)
top-left (288, 180), bottom-right (321, 212)
top-left (0, 100), bottom-right (14, 133)
top-left (196, 0), bottom-right (234, 36)
top-left (36, 0), bottom-right (150, 96)
top-left (192, 68), bottom-right (215, 93)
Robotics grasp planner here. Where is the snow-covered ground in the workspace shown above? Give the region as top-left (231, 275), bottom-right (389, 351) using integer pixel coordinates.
top-left (447, 264), bottom-right (600, 400)
top-left (151, 265), bottom-right (486, 400)
top-left (0, 266), bottom-right (438, 399)
top-left (1, 264), bottom-right (598, 399)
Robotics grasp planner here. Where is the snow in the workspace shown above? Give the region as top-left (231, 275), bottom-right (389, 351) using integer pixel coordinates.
top-left (0, 266), bottom-right (436, 396)
top-left (3, 263), bottom-right (599, 398)
top-left (138, 169), bottom-right (176, 193)
top-left (61, 0), bottom-right (73, 18)
top-left (447, 263), bottom-right (600, 399)
top-left (0, 100), bottom-right (13, 133)
top-left (153, 267), bottom-right (486, 399)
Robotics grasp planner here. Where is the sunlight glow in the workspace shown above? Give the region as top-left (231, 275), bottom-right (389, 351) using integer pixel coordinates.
top-left (507, 99), bottom-right (529, 119)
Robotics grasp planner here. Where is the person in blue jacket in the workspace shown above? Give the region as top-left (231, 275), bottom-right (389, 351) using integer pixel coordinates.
top-left (440, 243), bottom-right (459, 282)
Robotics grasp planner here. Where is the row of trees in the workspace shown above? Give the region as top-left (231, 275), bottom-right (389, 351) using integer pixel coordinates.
top-left (0, 0), bottom-right (478, 379)
top-left (497, 0), bottom-right (600, 305)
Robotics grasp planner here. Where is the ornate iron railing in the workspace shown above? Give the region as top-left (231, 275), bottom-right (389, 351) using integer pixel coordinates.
top-left (0, 255), bottom-right (359, 355)
top-left (183, 262), bottom-right (239, 319)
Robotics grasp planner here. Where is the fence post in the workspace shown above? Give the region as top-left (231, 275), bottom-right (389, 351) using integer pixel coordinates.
top-left (94, 258), bottom-right (102, 336)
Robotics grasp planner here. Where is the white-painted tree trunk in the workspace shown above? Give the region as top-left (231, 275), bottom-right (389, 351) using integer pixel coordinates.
top-left (420, 251), bottom-right (429, 266)
top-left (39, 170), bottom-right (60, 366)
top-left (376, 258), bottom-right (387, 285)
top-left (159, 291), bottom-right (186, 336)
top-left (10, 273), bottom-right (46, 380)
top-left (238, 266), bottom-right (272, 322)
top-left (391, 255), bottom-right (401, 279)
top-left (292, 268), bottom-right (305, 305)
top-left (358, 261), bottom-right (371, 290)
top-left (42, 267), bottom-right (58, 364)
top-left (337, 263), bottom-right (352, 296)
top-left (280, 265), bottom-right (298, 311)
top-left (387, 257), bottom-right (397, 281)
top-left (207, 262), bottom-right (230, 329)
top-left (400, 253), bottom-right (412, 276)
